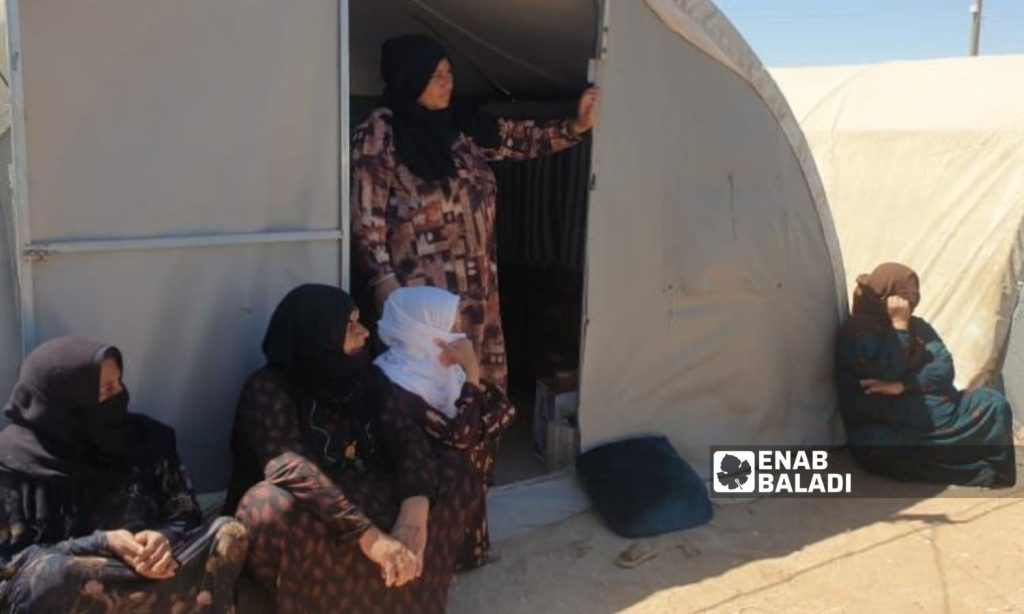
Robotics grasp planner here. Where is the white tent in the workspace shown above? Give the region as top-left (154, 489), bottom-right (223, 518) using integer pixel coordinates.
top-left (1, 0), bottom-right (845, 492)
top-left (0, 3), bottom-right (17, 399)
top-left (773, 56), bottom-right (1024, 420)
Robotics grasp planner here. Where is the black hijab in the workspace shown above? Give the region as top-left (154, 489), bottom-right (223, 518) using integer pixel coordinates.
top-left (262, 284), bottom-right (370, 404)
top-left (225, 285), bottom-right (375, 514)
top-left (0, 336), bottom-right (176, 485)
top-left (379, 34), bottom-right (500, 182)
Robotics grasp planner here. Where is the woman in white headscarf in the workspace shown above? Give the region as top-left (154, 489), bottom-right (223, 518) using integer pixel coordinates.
top-left (376, 287), bottom-right (515, 569)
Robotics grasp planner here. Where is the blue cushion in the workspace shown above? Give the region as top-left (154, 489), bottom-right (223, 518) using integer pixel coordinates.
top-left (575, 435), bottom-right (713, 538)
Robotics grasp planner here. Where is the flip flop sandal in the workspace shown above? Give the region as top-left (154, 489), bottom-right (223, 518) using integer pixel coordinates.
top-left (615, 542), bottom-right (657, 569)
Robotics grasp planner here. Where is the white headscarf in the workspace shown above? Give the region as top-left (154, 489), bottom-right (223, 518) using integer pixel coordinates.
top-left (374, 286), bottom-right (467, 417)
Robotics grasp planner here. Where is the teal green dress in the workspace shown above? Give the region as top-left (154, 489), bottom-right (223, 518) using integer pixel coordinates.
top-left (836, 316), bottom-right (1015, 486)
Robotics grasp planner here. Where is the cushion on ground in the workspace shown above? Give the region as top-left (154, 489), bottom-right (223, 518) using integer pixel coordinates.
top-left (575, 435), bottom-right (712, 538)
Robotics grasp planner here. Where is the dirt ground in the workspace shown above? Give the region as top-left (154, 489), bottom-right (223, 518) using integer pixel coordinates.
top-left (450, 450), bottom-right (1024, 614)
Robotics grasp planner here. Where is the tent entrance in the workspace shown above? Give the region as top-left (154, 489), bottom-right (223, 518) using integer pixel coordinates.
top-left (347, 1), bottom-right (599, 485)
top-left (491, 101), bottom-right (591, 484)
top-left (347, 101), bottom-right (593, 486)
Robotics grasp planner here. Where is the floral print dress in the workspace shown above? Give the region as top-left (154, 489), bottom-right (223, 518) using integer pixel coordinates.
top-left (351, 108), bottom-right (583, 391)
top-left (396, 379), bottom-right (516, 569)
top-left (0, 456), bottom-right (248, 614)
top-left (231, 366), bottom-right (483, 614)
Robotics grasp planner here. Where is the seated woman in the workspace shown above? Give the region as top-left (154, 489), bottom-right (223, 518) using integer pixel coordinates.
top-left (375, 287), bottom-right (515, 569)
top-left (836, 263), bottom-right (1016, 486)
top-left (226, 284), bottom-right (482, 614)
top-left (0, 336), bottom-right (248, 613)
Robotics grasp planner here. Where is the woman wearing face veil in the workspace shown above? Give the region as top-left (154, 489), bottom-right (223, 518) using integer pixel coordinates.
top-left (0, 336), bottom-right (248, 613)
top-left (374, 286), bottom-right (515, 569)
top-left (228, 285), bottom-right (481, 614)
top-left (835, 263), bottom-right (1016, 486)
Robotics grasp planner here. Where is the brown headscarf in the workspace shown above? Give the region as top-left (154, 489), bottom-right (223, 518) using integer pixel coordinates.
top-left (849, 262), bottom-right (920, 329)
top-left (844, 262), bottom-right (928, 367)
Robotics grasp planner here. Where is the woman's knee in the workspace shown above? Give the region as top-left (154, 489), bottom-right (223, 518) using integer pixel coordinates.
top-left (235, 483), bottom-right (298, 533)
top-left (970, 388), bottom-right (1014, 421)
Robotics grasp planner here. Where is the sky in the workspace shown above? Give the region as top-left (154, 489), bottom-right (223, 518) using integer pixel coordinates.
top-left (712, 0), bottom-right (1024, 67)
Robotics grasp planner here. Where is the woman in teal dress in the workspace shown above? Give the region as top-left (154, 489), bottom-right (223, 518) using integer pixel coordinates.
top-left (835, 262), bottom-right (1016, 486)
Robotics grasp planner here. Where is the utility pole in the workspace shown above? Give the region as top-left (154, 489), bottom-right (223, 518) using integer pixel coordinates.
top-left (969, 0), bottom-right (984, 56)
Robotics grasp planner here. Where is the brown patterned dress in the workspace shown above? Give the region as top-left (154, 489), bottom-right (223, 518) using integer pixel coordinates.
top-left (351, 108), bottom-right (583, 391)
top-left (0, 457), bottom-right (248, 614)
top-left (231, 366), bottom-right (489, 614)
top-left (399, 380), bottom-right (516, 568)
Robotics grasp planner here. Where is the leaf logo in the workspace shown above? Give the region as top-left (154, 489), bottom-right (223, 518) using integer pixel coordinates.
top-left (713, 451), bottom-right (756, 493)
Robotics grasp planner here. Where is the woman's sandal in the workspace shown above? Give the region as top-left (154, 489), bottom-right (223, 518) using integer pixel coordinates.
top-left (615, 542), bottom-right (657, 569)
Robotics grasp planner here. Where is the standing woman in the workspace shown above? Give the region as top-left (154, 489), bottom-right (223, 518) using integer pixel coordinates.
top-left (352, 34), bottom-right (599, 392)
top-left (0, 336), bottom-right (248, 613)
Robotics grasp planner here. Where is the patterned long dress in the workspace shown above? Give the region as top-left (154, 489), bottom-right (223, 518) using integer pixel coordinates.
top-left (351, 108), bottom-right (583, 392)
top-left (0, 456), bottom-right (248, 613)
top-left (836, 316), bottom-right (1016, 486)
top-left (231, 367), bottom-right (483, 614)
top-left (394, 380), bottom-right (515, 569)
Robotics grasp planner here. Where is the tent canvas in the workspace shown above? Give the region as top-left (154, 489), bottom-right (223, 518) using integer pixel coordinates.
top-left (1, 0), bottom-right (344, 492)
top-left (0, 2), bottom-right (17, 398)
top-left (1, 0), bottom-right (845, 493)
top-left (773, 56), bottom-right (1024, 420)
top-left (578, 0), bottom-right (845, 468)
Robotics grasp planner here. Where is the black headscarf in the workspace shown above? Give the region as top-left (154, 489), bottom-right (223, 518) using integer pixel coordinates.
top-left (380, 34), bottom-right (500, 182)
top-left (225, 285), bottom-right (375, 514)
top-left (0, 336), bottom-right (176, 485)
top-left (262, 284), bottom-right (370, 404)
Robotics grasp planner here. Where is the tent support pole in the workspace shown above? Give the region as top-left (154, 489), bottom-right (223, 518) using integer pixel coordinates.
top-left (338, 0), bottom-right (351, 292)
top-left (6, 0), bottom-right (36, 354)
top-left (22, 230), bottom-right (344, 258)
top-left (578, 0), bottom-right (611, 441)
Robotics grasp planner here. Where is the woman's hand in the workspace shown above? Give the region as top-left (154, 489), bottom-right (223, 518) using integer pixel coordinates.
top-left (358, 527), bottom-right (420, 588)
top-left (860, 379), bottom-right (907, 396)
top-left (886, 296), bottom-right (912, 330)
top-left (131, 530), bottom-right (178, 580)
top-left (391, 496), bottom-right (429, 580)
top-left (573, 87), bottom-right (601, 135)
top-left (105, 529), bottom-right (144, 566)
top-left (390, 523), bottom-right (426, 580)
top-left (436, 339), bottom-right (481, 387)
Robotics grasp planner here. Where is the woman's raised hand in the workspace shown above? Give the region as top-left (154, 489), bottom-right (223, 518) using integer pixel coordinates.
top-left (573, 87), bottom-right (601, 135)
top-left (886, 296), bottom-right (912, 330)
top-left (436, 339), bottom-right (481, 386)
